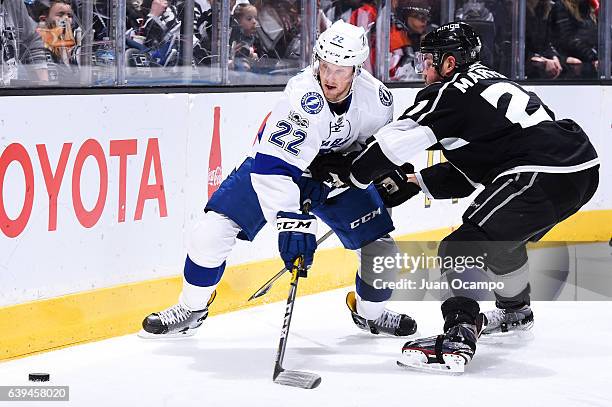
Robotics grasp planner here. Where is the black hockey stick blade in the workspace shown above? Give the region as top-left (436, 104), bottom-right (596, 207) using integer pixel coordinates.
top-left (274, 368), bottom-right (321, 389)
top-left (248, 286), bottom-right (271, 301)
top-left (248, 267), bottom-right (287, 301)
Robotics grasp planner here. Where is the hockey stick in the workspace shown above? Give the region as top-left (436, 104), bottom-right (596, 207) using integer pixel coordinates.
top-left (272, 199), bottom-right (321, 388)
top-left (247, 229), bottom-right (334, 301)
top-left (272, 256), bottom-right (322, 389)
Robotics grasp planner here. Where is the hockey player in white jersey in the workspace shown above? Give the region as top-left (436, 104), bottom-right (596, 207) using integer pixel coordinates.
top-left (139, 21), bottom-right (417, 339)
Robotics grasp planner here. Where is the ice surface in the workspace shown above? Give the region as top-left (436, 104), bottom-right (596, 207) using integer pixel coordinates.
top-left (1, 288), bottom-right (611, 407)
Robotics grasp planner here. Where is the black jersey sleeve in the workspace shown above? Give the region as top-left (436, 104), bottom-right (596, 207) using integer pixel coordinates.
top-left (347, 77), bottom-right (468, 188)
top-left (417, 161), bottom-right (477, 199)
top-left (398, 78), bottom-right (467, 144)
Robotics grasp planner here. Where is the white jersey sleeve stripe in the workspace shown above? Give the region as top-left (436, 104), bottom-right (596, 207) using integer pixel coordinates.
top-left (414, 171), bottom-right (433, 199)
top-left (491, 157), bottom-right (601, 182)
top-left (416, 72), bottom-right (461, 123)
top-left (374, 119), bottom-right (437, 165)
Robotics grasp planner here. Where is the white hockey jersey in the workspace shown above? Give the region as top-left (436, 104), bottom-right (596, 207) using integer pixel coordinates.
top-left (250, 67), bottom-right (393, 222)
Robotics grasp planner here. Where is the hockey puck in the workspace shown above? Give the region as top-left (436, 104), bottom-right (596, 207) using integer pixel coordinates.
top-left (28, 373), bottom-right (50, 382)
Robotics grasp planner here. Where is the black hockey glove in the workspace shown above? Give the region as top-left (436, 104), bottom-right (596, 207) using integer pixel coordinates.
top-left (374, 163), bottom-right (420, 208)
top-left (308, 151), bottom-right (359, 187)
top-left (344, 140), bottom-right (399, 189)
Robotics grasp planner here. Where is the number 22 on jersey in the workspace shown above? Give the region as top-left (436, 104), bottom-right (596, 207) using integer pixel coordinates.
top-left (268, 120), bottom-right (307, 156)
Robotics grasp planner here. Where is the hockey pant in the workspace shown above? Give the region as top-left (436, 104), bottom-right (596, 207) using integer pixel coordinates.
top-left (180, 158), bottom-right (399, 319)
top-left (437, 167), bottom-right (599, 308)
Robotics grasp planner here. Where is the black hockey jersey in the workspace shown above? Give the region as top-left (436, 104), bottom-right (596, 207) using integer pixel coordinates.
top-left (373, 63), bottom-right (599, 189)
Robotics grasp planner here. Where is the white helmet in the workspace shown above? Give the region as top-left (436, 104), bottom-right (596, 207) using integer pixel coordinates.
top-left (313, 20), bottom-right (369, 71)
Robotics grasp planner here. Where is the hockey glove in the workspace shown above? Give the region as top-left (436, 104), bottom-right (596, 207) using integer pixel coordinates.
top-left (277, 211), bottom-right (318, 272)
top-left (308, 151), bottom-right (359, 187)
top-left (374, 163), bottom-right (420, 208)
top-left (344, 141), bottom-right (399, 189)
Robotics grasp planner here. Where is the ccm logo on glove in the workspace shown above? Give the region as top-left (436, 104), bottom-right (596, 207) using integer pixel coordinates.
top-left (276, 219), bottom-right (317, 233)
top-left (277, 211), bottom-right (318, 271)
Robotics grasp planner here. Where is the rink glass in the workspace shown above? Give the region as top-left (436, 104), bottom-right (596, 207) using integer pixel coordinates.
top-left (1, 0), bottom-right (610, 88)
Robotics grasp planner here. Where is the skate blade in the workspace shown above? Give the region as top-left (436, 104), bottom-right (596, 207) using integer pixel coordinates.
top-left (480, 325), bottom-right (534, 341)
top-left (137, 329), bottom-right (197, 339)
top-left (397, 349), bottom-right (466, 374)
top-left (379, 330), bottom-right (419, 338)
top-left (359, 329), bottom-right (420, 338)
top-left (273, 370), bottom-right (321, 389)
top-left (481, 320), bottom-right (534, 336)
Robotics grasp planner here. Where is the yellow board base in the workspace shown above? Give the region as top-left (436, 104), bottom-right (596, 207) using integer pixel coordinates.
top-left (0, 247), bottom-right (358, 361)
top-left (1, 210), bottom-right (609, 361)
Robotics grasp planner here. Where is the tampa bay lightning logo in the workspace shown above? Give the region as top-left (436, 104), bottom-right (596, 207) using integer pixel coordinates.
top-left (301, 92), bottom-right (324, 114)
top-left (379, 85), bottom-right (393, 107)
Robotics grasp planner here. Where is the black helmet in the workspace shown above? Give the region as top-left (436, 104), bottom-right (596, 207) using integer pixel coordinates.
top-left (419, 22), bottom-right (481, 72)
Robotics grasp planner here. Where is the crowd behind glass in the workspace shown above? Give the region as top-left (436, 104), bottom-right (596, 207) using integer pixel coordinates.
top-left (0, 0), bottom-right (609, 88)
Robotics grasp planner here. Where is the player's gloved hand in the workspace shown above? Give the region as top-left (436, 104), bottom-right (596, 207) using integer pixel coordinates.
top-left (277, 211), bottom-right (318, 272)
top-left (341, 139), bottom-right (399, 189)
top-left (298, 176), bottom-right (331, 210)
top-left (308, 151), bottom-right (359, 187)
top-left (374, 163), bottom-right (421, 207)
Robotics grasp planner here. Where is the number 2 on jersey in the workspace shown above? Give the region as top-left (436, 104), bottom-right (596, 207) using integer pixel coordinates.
top-left (269, 120), bottom-right (306, 155)
top-left (480, 82), bottom-right (553, 128)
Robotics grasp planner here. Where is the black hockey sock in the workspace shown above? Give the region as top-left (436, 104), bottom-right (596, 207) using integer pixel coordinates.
top-left (441, 296), bottom-right (480, 332)
top-left (494, 284), bottom-right (531, 309)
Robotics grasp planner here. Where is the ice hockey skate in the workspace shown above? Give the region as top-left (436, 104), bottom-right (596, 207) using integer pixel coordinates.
top-left (481, 304), bottom-right (534, 337)
top-left (346, 291), bottom-right (417, 337)
top-left (398, 321), bottom-right (480, 374)
top-left (138, 291), bottom-right (217, 339)
top-left (397, 297), bottom-right (484, 374)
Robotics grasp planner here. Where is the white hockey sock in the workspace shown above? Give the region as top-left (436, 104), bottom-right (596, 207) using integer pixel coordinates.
top-left (356, 293), bottom-right (387, 321)
top-left (180, 279), bottom-right (217, 311)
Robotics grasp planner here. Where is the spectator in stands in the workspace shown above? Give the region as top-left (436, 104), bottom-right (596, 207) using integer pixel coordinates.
top-left (349, 0), bottom-right (377, 73)
top-left (0, 0), bottom-right (48, 85)
top-left (525, 0), bottom-right (562, 79)
top-left (254, 0), bottom-right (301, 65)
top-left (455, 0), bottom-right (494, 21)
top-left (390, 0), bottom-right (433, 81)
top-left (141, 0), bottom-right (179, 49)
top-left (36, 0), bottom-right (79, 68)
top-left (71, 0), bottom-right (111, 41)
top-left (193, 0), bottom-right (214, 65)
top-left (135, 0), bottom-right (183, 68)
top-left (455, 0), bottom-right (497, 68)
top-left (229, 2), bottom-right (260, 71)
top-left (126, 0), bottom-right (145, 34)
top-left (171, 0), bottom-right (211, 66)
top-left (549, 0), bottom-right (598, 79)
top-left (323, 0), bottom-right (361, 23)
top-left (193, 2), bottom-right (213, 65)
top-left (317, 0), bottom-right (332, 34)
top-left (349, 0), bottom-right (433, 80)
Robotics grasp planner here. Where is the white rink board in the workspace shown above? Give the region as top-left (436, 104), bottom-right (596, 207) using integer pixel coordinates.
top-left (1, 94), bottom-right (191, 306)
top-left (0, 86), bottom-right (610, 307)
top-left (187, 92), bottom-right (282, 267)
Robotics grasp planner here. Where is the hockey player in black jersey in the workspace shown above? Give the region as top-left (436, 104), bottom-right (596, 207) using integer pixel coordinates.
top-left (342, 22), bottom-right (600, 372)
